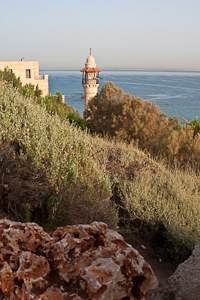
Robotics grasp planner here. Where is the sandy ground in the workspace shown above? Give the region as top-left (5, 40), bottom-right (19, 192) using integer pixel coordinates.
top-left (123, 234), bottom-right (177, 299)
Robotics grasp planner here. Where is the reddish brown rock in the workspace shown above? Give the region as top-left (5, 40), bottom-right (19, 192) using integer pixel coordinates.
top-left (16, 251), bottom-right (50, 292)
top-left (40, 286), bottom-right (66, 300)
top-left (0, 219), bottom-right (158, 299)
top-left (0, 261), bottom-right (14, 297)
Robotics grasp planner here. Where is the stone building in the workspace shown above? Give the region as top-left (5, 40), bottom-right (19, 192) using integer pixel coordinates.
top-left (80, 50), bottom-right (101, 115)
top-left (0, 59), bottom-right (48, 97)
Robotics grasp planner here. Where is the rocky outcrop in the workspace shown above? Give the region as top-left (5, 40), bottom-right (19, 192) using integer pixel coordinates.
top-left (163, 242), bottom-right (200, 300)
top-left (0, 219), bottom-right (158, 299)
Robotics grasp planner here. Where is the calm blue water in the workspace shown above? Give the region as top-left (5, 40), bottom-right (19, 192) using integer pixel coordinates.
top-left (40, 69), bottom-right (200, 121)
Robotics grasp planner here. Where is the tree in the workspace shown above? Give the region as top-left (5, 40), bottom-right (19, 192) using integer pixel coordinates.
top-left (34, 84), bottom-right (42, 98)
top-left (85, 82), bottom-right (124, 136)
top-left (86, 82), bottom-right (200, 164)
top-left (19, 83), bottom-right (35, 98)
top-left (86, 82), bottom-right (170, 148)
top-left (56, 91), bottom-right (63, 104)
top-left (113, 96), bottom-right (171, 150)
top-left (0, 68), bottom-right (21, 88)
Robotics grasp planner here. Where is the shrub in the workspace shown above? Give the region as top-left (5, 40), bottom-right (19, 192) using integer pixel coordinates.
top-left (119, 165), bottom-right (200, 262)
top-left (19, 83), bottom-right (35, 98)
top-left (34, 84), bottom-right (43, 98)
top-left (0, 81), bottom-right (117, 230)
top-left (66, 113), bottom-right (87, 130)
top-left (0, 141), bottom-right (52, 224)
top-left (0, 68), bottom-right (21, 88)
top-left (37, 92), bottom-right (81, 121)
top-left (191, 119), bottom-right (200, 136)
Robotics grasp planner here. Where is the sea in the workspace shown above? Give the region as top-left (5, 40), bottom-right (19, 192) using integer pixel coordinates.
top-left (40, 69), bottom-right (200, 122)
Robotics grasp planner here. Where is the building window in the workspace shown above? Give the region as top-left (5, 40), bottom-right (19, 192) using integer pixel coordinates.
top-left (26, 69), bottom-right (31, 78)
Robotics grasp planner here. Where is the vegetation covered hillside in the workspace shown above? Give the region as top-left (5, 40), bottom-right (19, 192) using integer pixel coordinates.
top-left (0, 80), bottom-right (200, 264)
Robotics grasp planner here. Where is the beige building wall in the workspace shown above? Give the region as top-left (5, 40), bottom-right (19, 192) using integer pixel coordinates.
top-left (0, 60), bottom-right (48, 97)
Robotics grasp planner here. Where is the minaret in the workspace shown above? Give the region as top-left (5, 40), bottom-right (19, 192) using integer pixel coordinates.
top-left (80, 49), bottom-right (101, 116)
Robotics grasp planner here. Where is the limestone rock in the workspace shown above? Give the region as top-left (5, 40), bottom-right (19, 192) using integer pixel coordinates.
top-left (0, 261), bottom-right (14, 297)
top-left (163, 242), bottom-right (200, 300)
top-left (0, 219), bottom-right (158, 299)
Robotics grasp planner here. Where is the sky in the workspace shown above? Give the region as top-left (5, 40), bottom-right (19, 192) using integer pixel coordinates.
top-left (1, 0), bottom-right (200, 70)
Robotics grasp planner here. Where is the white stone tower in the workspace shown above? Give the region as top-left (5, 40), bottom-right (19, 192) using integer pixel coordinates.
top-left (80, 49), bottom-right (101, 115)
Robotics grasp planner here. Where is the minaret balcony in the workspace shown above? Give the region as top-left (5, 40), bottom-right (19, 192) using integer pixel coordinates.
top-left (82, 78), bottom-right (99, 85)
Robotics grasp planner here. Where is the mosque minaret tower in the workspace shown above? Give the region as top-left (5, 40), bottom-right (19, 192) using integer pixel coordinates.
top-left (80, 49), bottom-right (101, 116)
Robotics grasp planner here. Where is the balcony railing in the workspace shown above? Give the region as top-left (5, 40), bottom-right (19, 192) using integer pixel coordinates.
top-left (34, 75), bottom-right (45, 80)
top-left (38, 75), bottom-right (45, 80)
top-left (82, 78), bottom-right (99, 85)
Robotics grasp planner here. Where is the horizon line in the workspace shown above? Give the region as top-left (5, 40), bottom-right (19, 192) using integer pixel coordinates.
top-left (40, 67), bottom-right (200, 73)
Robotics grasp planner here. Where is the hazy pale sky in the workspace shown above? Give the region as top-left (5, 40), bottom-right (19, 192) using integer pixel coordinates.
top-left (1, 0), bottom-right (200, 70)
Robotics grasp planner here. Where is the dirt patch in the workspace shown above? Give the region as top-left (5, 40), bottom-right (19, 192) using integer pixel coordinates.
top-left (123, 234), bottom-right (177, 299)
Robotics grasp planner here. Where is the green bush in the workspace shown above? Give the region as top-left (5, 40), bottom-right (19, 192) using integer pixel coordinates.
top-left (0, 68), bottom-right (21, 88)
top-left (66, 113), bottom-right (87, 130)
top-left (34, 84), bottom-right (43, 98)
top-left (191, 119), bottom-right (200, 136)
top-left (37, 92), bottom-right (81, 121)
top-left (19, 83), bottom-right (35, 98)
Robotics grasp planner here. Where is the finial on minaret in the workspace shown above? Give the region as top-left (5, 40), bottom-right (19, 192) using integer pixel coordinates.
top-left (90, 48), bottom-right (92, 55)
